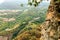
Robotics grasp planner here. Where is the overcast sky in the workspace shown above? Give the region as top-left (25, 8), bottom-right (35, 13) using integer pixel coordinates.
top-left (3, 0), bottom-right (28, 3)
top-left (0, 0), bottom-right (50, 4)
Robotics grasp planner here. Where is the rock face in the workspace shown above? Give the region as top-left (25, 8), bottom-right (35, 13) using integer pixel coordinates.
top-left (13, 0), bottom-right (60, 40)
top-left (40, 0), bottom-right (60, 40)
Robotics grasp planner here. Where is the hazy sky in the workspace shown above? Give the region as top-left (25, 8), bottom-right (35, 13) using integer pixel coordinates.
top-left (0, 0), bottom-right (50, 9)
top-left (0, 0), bottom-right (28, 4)
top-left (0, 0), bottom-right (4, 4)
top-left (0, 0), bottom-right (50, 4)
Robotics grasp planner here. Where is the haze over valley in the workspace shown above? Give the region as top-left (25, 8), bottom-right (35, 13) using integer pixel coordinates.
top-left (0, 0), bottom-right (50, 40)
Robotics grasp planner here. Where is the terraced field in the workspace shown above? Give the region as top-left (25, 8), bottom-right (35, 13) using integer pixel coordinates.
top-left (0, 6), bottom-right (48, 40)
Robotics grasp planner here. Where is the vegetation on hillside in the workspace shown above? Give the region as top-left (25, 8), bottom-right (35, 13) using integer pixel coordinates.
top-left (0, 4), bottom-right (49, 40)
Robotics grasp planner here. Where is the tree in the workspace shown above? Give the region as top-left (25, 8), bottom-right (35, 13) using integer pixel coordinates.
top-left (20, 3), bottom-right (24, 7)
top-left (28, 0), bottom-right (42, 7)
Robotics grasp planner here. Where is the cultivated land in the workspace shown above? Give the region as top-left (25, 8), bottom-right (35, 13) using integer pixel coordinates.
top-left (0, 5), bottom-right (48, 40)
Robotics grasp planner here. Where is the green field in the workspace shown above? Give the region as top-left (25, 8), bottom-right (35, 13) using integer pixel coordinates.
top-left (0, 6), bottom-right (48, 40)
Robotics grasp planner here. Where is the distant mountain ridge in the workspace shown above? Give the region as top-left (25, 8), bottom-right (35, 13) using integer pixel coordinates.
top-left (0, 1), bottom-right (20, 9)
top-left (0, 0), bottom-right (50, 10)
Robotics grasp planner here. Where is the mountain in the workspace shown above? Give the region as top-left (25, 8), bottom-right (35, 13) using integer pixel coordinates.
top-left (0, 0), bottom-right (50, 10)
top-left (0, 0), bottom-right (20, 9)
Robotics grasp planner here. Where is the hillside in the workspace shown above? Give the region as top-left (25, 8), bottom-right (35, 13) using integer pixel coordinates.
top-left (0, 1), bottom-right (50, 40)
